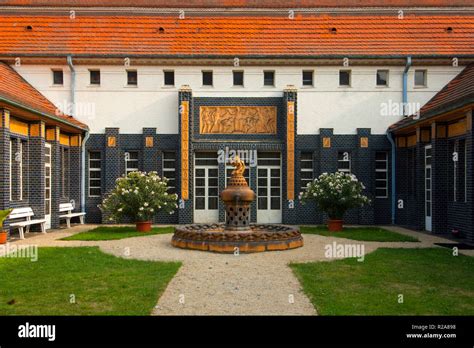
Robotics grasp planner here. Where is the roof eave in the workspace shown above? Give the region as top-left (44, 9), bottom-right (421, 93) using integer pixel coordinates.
top-left (0, 96), bottom-right (88, 132)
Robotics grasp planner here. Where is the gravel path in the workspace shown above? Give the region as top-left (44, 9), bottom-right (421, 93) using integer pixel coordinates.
top-left (2, 224), bottom-right (470, 315)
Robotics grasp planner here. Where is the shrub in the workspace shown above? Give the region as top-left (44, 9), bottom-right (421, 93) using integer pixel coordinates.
top-left (299, 172), bottom-right (370, 220)
top-left (100, 171), bottom-right (178, 223)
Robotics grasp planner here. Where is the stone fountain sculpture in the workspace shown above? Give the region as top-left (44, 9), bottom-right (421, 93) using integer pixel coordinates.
top-left (171, 156), bottom-right (303, 253)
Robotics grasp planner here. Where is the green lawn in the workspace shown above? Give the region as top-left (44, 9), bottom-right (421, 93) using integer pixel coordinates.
top-left (62, 226), bottom-right (175, 241)
top-left (291, 248), bottom-right (474, 315)
top-left (0, 247), bottom-right (180, 315)
top-left (300, 226), bottom-right (419, 242)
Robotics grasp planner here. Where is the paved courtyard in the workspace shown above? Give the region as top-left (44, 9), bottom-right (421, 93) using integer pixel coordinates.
top-left (1, 225), bottom-right (471, 315)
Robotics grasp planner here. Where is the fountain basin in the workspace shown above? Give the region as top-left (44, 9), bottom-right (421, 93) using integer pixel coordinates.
top-left (171, 223), bottom-right (303, 253)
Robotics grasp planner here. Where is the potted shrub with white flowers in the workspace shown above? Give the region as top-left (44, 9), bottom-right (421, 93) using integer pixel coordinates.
top-left (100, 171), bottom-right (178, 232)
top-left (299, 172), bottom-right (370, 232)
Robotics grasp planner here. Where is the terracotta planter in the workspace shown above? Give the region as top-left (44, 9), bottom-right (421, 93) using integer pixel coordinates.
top-left (327, 219), bottom-right (343, 232)
top-left (0, 231), bottom-right (7, 244)
top-left (136, 221), bottom-right (152, 232)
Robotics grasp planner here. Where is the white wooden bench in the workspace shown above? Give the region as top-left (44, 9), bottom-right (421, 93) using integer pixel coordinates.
top-left (8, 207), bottom-right (46, 240)
top-left (59, 203), bottom-right (86, 228)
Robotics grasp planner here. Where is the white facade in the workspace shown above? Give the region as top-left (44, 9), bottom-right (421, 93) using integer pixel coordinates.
top-left (13, 64), bottom-right (464, 135)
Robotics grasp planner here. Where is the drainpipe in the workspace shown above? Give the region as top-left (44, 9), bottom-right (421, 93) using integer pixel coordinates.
top-left (67, 55), bottom-right (89, 212)
top-left (402, 56), bottom-right (412, 116)
top-left (386, 130), bottom-right (396, 225)
top-left (387, 56), bottom-right (412, 225)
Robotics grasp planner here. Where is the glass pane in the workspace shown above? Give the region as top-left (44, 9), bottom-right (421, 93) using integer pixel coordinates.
top-left (426, 202), bottom-right (431, 216)
top-left (376, 189), bottom-right (387, 197)
top-left (208, 169), bottom-right (218, 177)
top-left (271, 169), bottom-right (280, 177)
top-left (90, 171), bottom-right (101, 178)
top-left (89, 152), bottom-right (101, 160)
top-left (195, 169), bottom-right (205, 177)
top-left (90, 188), bottom-right (101, 196)
top-left (271, 187), bottom-right (280, 196)
top-left (90, 179), bottom-right (101, 187)
top-left (376, 172), bottom-right (387, 180)
top-left (208, 188), bottom-right (218, 197)
top-left (258, 188), bottom-right (267, 196)
top-left (208, 178), bottom-right (218, 186)
top-left (208, 197), bottom-right (218, 210)
top-left (339, 70), bottom-right (350, 86)
top-left (258, 197), bottom-right (267, 209)
top-left (195, 178), bottom-right (205, 187)
top-left (45, 201), bottom-right (50, 213)
top-left (195, 188), bottom-right (205, 196)
top-left (258, 178), bottom-right (267, 186)
top-left (271, 197), bottom-right (280, 210)
top-left (195, 197), bottom-right (205, 209)
top-left (270, 178), bottom-right (280, 186)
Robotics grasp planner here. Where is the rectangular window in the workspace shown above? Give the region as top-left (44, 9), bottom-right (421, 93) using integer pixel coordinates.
top-left (202, 71), bottom-right (213, 86)
top-left (300, 152), bottom-right (313, 191)
top-left (414, 70), bottom-right (427, 87)
top-left (164, 70), bottom-right (175, 86)
top-left (337, 151), bottom-right (351, 173)
top-left (125, 151), bottom-right (139, 174)
top-left (127, 70), bottom-right (137, 86)
top-left (376, 70), bottom-right (389, 86)
top-left (375, 151), bottom-right (388, 198)
top-left (233, 71), bottom-right (244, 86)
top-left (162, 152), bottom-right (176, 194)
top-left (263, 70), bottom-right (275, 86)
top-left (339, 70), bottom-right (351, 86)
top-left (53, 70), bottom-right (64, 85)
top-left (453, 139), bottom-right (466, 202)
top-left (89, 152), bottom-right (101, 197)
top-left (302, 70), bottom-right (314, 86)
top-left (90, 70), bottom-right (100, 85)
top-left (9, 139), bottom-right (23, 201)
top-left (61, 147), bottom-right (69, 198)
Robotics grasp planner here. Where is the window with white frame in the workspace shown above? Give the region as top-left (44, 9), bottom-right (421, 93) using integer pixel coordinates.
top-left (162, 152), bottom-right (176, 194)
top-left (89, 152), bottom-right (102, 197)
top-left (300, 152), bottom-right (313, 191)
top-left (125, 151), bottom-right (139, 174)
top-left (337, 151), bottom-right (351, 173)
top-left (9, 139), bottom-right (23, 201)
top-left (375, 151), bottom-right (388, 198)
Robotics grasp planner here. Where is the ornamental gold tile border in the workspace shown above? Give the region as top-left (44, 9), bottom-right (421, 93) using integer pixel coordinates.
top-left (181, 100), bottom-right (190, 200)
top-left (286, 101), bottom-right (295, 201)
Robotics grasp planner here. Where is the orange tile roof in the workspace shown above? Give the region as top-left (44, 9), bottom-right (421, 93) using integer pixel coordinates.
top-left (0, 14), bottom-right (473, 57)
top-left (1, 0), bottom-right (472, 7)
top-left (0, 62), bottom-right (88, 130)
top-left (390, 63), bottom-right (474, 130)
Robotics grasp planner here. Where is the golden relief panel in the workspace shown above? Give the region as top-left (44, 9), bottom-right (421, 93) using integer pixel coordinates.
top-left (199, 106), bottom-right (277, 134)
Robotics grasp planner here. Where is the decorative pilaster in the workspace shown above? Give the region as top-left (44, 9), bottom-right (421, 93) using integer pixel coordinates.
top-left (142, 128), bottom-right (158, 173)
top-left (178, 85), bottom-right (192, 224)
top-left (28, 121), bottom-right (46, 224)
top-left (284, 86), bottom-right (297, 202)
top-left (69, 139), bottom-right (82, 213)
top-left (356, 128), bottom-right (374, 224)
top-left (47, 126), bottom-right (61, 228)
top-left (103, 128), bottom-right (120, 223)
